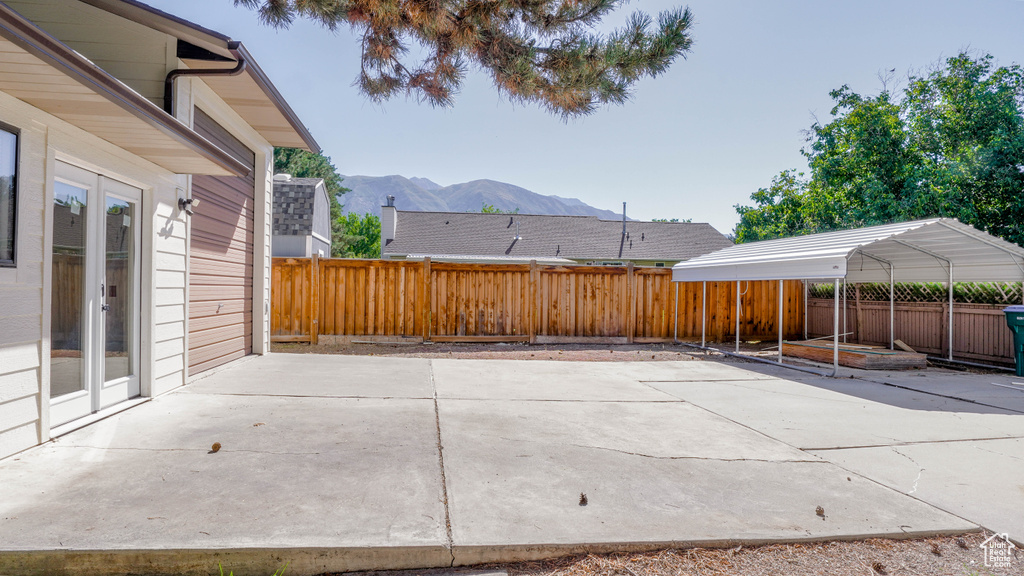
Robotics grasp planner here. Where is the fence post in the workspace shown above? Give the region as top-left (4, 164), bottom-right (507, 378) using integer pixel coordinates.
top-left (626, 262), bottom-right (635, 343)
top-left (423, 257), bottom-right (432, 341)
top-left (529, 260), bottom-right (537, 344)
top-left (310, 254), bottom-right (319, 345)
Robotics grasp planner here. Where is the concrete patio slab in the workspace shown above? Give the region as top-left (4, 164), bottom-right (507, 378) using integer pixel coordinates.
top-left (811, 438), bottom-right (1024, 540)
top-left (438, 398), bottom-right (811, 463)
top-left (0, 368), bottom-right (449, 574)
top-left (431, 359), bottom-right (679, 401)
top-left (646, 376), bottom-right (1024, 449)
top-left (856, 371), bottom-right (1024, 413)
top-left (183, 354), bottom-right (434, 398)
top-left (439, 396), bottom-right (973, 558)
top-left (0, 353), bottom-right (997, 575)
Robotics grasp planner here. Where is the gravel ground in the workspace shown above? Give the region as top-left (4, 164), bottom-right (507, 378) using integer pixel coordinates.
top-left (337, 533), bottom-right (1020, 576)
top-left (496, 533), bottom-right (1021, 576)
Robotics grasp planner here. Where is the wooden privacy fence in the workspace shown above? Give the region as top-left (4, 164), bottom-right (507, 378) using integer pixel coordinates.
top-left (807, 298), bottom-right (1014, 365)
top-left (272, 257), bottom-right (805, 344)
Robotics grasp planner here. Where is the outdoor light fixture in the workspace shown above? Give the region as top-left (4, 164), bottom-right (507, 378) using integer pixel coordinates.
top-left (178, 197), bottom-right (200, 215)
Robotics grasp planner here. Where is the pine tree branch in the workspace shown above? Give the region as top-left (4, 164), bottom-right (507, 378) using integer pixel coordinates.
top-left (235, 0), bottom-right (694, 117)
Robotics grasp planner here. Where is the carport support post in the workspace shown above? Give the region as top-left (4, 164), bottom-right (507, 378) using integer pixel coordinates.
top-left (701, 281), bottom-right (707, 348)
top-left (842, 279), bottom-right (847, 343)
top-left (833, 278), bottom-right (840, 376)
top-left (735, 280), bottom-right (741, 353)
top-left (889, 264), bottom-right (895, 350)
top-left (948, 263), bottom-right (954, 361)
top-left (778, 279), bottom-right (784, 363)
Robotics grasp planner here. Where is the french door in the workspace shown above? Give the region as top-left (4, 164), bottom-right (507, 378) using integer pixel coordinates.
top-left (50, 161), bottom-right (142, 427)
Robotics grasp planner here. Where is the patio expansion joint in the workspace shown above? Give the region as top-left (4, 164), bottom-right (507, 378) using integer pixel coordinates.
top-left (806, 434), bottom-right (1024, 452)
top-left (50, 445), bottom-right (324, 455)
top-left (189, 392), bottom-right (434, 400)
top-left (429, 360), bottom-right (456, 567)
top-left (567, 443), bottom-right (825, 464)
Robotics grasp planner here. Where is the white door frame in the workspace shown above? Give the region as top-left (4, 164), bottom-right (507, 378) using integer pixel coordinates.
top-left (50, 161), bottom-right (142, 427)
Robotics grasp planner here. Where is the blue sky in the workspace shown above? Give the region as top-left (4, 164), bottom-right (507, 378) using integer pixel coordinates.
top-left (146, 0), bottom-right (1024, 234)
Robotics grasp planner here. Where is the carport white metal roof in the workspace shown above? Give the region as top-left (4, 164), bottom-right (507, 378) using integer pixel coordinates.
top-left (672, 218), bottom-right (1024, 283)
top-left (669, 218), bottom-right (1024, 377)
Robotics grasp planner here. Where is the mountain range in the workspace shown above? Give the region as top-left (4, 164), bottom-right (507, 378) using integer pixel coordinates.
top-left (338, 175), bottom-right (624, 219)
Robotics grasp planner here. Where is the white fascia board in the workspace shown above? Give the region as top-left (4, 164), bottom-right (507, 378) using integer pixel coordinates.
top-left (672, 256), bottom-right (848, 282)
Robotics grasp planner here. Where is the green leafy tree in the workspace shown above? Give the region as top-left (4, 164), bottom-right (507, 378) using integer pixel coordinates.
top-left (234, 0), bottom-right (694, 118)
top-left (735, 52), bottom-right (1024, 245)
top-left (273, 147), bottom-right (353, 257)
top-left (337, 213), bottom-right (381, 258)
top-left (652, 217), bottom-right (691, 222)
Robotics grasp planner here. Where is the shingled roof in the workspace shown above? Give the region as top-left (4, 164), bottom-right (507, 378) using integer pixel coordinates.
top-left (273, 177), bottom-right (326, 236)
top-left (382, 211), bottom-right (732, 263)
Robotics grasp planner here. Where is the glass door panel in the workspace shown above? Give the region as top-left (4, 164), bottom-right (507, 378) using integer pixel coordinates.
top-left (50, 181), bottom-right (88, 399)
top-left (103, 196), bottom-right (134, 382)
top-left (96, 178), bottom-right (141, 409)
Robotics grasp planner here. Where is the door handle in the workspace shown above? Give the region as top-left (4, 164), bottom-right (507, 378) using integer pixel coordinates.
top-left (101, 304), bottom-right (110, 312)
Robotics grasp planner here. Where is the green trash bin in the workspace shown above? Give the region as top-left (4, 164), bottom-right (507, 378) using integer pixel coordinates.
top-left (1003, 305), bottom-right (1024, 376)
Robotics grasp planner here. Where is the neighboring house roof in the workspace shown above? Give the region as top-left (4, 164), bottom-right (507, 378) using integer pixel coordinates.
top-left (273, 176), bottom-right (327, 236)
top-left (0, 2), bottom-right (248, 176)
top-left (383, 211), bottom-right (733, 262)
top-left (78, 0), bottom-right (320, 153)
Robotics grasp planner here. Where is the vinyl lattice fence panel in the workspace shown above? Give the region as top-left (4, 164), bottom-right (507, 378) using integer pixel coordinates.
top-left (809, 281), bottom-right (1024, 305)
top-left (806, 281), bottom-right (1019, 364)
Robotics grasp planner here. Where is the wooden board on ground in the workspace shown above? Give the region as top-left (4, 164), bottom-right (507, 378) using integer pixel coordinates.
top-left (782, 340), bottom-right (928, 370)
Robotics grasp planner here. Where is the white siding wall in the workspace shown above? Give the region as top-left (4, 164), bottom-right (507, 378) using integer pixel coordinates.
top-left (0, 87), bottom-right (188, 460)
top-left (3, 0), bottom-right (174, 108)
top-left (0, 107), bottom-right (46, 458)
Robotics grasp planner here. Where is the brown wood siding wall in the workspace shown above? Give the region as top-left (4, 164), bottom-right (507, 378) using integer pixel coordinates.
top-left (188, 108), bottom-right (256, 374)
top-left (271, 258), bottom-right (806, 343)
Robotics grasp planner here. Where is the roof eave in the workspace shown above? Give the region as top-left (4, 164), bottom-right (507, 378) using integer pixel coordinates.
top-left (78, 0), bottom-right (320, 153)
top-left (235, 42), bottom-right (321, 153)
top-left (0, 2), bottom-right (249, 176)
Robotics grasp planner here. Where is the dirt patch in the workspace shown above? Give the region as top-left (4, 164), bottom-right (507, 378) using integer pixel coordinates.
top-left (272, 341), bottom-right (775, 363)
top-left (498, 533), bottom-right (1019, 576)
top-left (272, 340), bottom-right (1010, 374)
top-left (338, 533), bottom-right (1019, 576)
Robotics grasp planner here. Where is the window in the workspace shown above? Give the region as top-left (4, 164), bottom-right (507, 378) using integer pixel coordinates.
top-left (0, 125), bottom-right (18, 267)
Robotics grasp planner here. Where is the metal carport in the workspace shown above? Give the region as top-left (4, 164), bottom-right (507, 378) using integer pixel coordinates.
top-left (672, 218), bottom-right (1024, 375)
